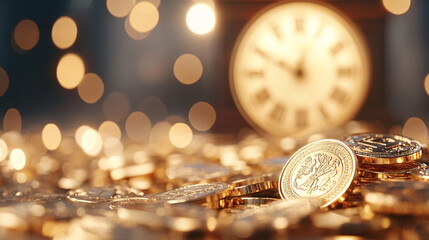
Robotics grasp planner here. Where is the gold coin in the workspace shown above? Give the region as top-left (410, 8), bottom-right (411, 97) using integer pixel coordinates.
top-left (278, 139), bottom-right (358, 208)
top-left (342, 133), bottom-right (422, 164)
top-left (410, 164), bottom-right (429, 182)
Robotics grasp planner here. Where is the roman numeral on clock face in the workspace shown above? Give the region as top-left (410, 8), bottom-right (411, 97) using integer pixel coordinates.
top-left (331, 86), bottom-right (347, 104)
top-left (254, 88), bottom-right (270, 105)
top-left (296, 109), bottom-right (308, 128)
top-left (270, 103), bottom-right (286, 122)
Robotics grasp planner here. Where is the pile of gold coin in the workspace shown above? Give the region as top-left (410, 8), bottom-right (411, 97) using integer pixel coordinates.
top-left (2, 126), bottom-right (429, 239)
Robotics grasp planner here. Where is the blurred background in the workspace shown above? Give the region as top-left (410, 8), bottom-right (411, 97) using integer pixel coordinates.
top-left (0, 0), bottom-right (428, 143)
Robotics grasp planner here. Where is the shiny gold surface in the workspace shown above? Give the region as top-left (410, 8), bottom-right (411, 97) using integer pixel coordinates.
top-left (342, 133), bottom-right (423, 164)
top-left (278, 139), bottom-right (358, 208)
top-left (230, 1), bottom-right (370, 138)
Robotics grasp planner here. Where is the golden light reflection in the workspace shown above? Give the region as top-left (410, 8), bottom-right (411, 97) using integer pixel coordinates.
top-left (0, 67), bottom-right (9, 97)
top-left (106, 0), bottom-right (135, 18)
top-left (403, 117), bottom-right (428, 144)
top-left (124, 15), bottom-right (150, 40)
top-left (98, 121), bottom-right (121, 140)
top-left (77, 73), bottom-right (104, 104)
top-left (169, 123), bottom-right (193, 148)
top-left (52, 16), bottom-right (78, 49)
top-left (173, 54), bottom-right (203, 85)
top-left (76, 127), bottom-right (103, 156)
top-left (139, 96), bottom-right (168, 122)
top-left (149, 121), bottom-right (174, 156)
top-left (424, 73), bottom-right (429, 96)
top-left (188, 101), bottom-right (216, 131)
top-left (125, 111), bottom-right (152, 141)
top-left (13, 19), bottom-right (39, 51)
top-left (42, 123), bottom-right (62, 151)
top-left (103, 92), bottom-right (131, 122)
top-left (75, 125), bottom-right (92, 146)
top-left (382, 0), bottom-right (411, 15)
top-left (0, 139), bottom-right (8, 162)
top-left (103, 137), bottom-right (123, 157)
top-left (129, 1), bottom-right (159, 33)
top-left (56, 53), bottom-right (85, 89)
top-left (3, 108), bottom-right (22, 133)
top-left (10, 148), bottom-right (26, 170)
top-left (186, 3), bottom-right (216, 35)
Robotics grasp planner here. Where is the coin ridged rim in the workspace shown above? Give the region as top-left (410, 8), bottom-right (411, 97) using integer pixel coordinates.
top-left (278, 139), bottom-right (358, 208)
top-left (342, 133), bottom-right (422, 164)
top-left (229, 174), bottom-right (277, 197)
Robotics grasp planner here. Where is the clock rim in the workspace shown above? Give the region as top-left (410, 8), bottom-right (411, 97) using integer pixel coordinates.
top-left (228, 0), bottom-right (372, 139)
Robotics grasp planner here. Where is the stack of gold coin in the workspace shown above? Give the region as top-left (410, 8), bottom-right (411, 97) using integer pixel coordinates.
top-left (342, 133), bottom-right (423, 183)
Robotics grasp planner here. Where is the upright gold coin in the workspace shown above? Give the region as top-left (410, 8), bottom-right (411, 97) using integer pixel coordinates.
top-left (342, 133), bottom-right (422, 164)
top-left (278, 139), bottom-right (358, 208)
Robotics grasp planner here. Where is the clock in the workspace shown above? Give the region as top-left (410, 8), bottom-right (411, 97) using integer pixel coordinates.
top-left (229, 1), bottom-right (371, 139)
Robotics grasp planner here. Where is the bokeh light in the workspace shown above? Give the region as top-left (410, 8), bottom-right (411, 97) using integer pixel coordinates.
top-left (382, 0), bottom-right (411, 15)
top-left (103, 137), bottom-right (123, 157)
top-left (125, 111), bottom-right (152, 141)
top-left (129, 1), bottom-right (159, 33)
top-left (42, 123), bottom-right (62, 151)
top-left (169, 123), bottom-right (193, 148)
top-left (149, 121), bottom-right (174, 156)
top-left (10, 148), bottom-right (26, 170)
top-left (3, 108), bottom-right (22, 133)
top-left (424, 73), bottom-right (429, 96)
top-left (403, 117), bottom-right (428, 144)
top-left (77, 73), bottom-right (104, 104)
top-left (106, 0), bottom-right (135, 18)
top-left (0, 67), bottom-right (9, 97)
top-left (138, 96), bottom-right (168, 123)
top-left (103, 92), bottom-right (131, 122)
top-left (51, 16), bottom-right (78, 49)
top-left (76, 126), bottom-right (103, 156)
top-left (56, 53), bottom-right (85, 89)
top-left (188, 101), bottom-right (216, 131)
top-left (98, 121), bottom-right (121, 140)
top-left (173, 54), bottom-right (203, 85)
top-left (13, 19), bottom-right (39, 51)
top-left (124, 15), bottom-right (150, 40)
top-left (186, 3), bottom-right (216, 35)
top-left (0, 139), bottom-right (8, 162)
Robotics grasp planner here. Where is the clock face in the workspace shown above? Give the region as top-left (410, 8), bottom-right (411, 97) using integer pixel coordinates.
top-left (230, 1), bottom-right (371, 138)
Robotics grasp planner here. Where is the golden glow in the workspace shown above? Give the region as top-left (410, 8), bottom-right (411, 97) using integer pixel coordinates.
top-left (103, 92), bottom-right (131, 122)
top-left (188, 101), bottom-right (216, 131)
top-left (124, 16), bottom-right (150, 40)
top-left (169, 123), bottom-right (193, 148)
top-left (186, 3), bottom-right (216, 35)
top-left (129, 2), bottom-right (159, 33)
top-left (173, 54), bottom-right (203, 85)
top-left (13, 19), bottom-right (39, 51)
top-left (3, 108), bottom-right (22, 133)
top-left (10, 148), bottom-right (26, 170)
top-left (0, 139), bottom-right (8, 162)
top-left (56, 53), bottom-right (85, 89)
top-left (403, 117), bottom-right (428, 144)
top-left (52, 16), bottom-right (78, 49)
top-left (125, 112), bottom-right (152, 141)
top-left (98, 121), bottom-right (121, 140)
top-left (77, 73), bottom-right (104, 104)
top-left (0, 67), bottom-right (9, 97)
top-left (149, 121), bottom-right (174, 155)
top-left (106, 0), bottom-right (135, 18)
top-left (103, 137), bottom-right (123, 157)
top-left (424, 73), bottom-right (429, 96)
top-left (42, 123), bottom-right (62, 151)
top-left (382, 0), bottom-right (411, 15)
top-left (76, 126), bottom-right (103, 156)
